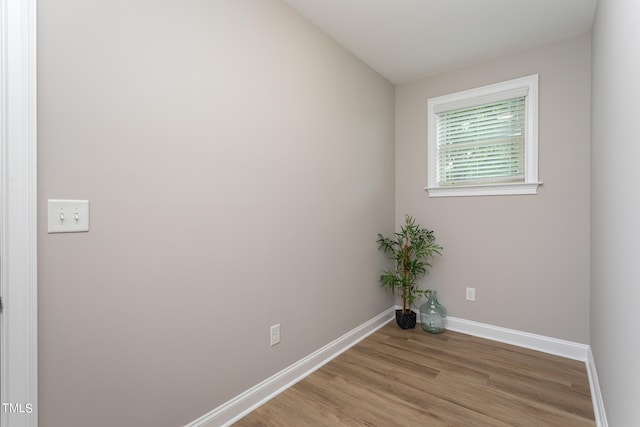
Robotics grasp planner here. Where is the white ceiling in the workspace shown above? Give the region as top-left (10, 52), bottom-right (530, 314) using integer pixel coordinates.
top-left (282, 0), bottom-right (598, 84)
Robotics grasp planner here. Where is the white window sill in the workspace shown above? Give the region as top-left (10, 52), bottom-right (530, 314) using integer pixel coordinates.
top-left (426, 182), bottom-right (542, 198)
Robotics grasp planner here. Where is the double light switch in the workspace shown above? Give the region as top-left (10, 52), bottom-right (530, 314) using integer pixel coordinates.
top-left (47, 199), bottom-right (90, 233)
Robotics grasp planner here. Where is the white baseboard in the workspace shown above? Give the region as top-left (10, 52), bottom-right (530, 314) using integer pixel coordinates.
top-left (186, 309), bottom-right (607, 427)
top-left (441, 315), bottom-right (607, 426)
top-left (444, 316), bottom-right (589, 361)
top-left (586, 347), bottom-right (608, 427)
top-left (184, 307), bottom-right (395, 427)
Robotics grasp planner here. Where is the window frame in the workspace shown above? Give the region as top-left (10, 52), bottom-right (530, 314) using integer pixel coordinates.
top-left (427, 74), bottom-right (540, 197)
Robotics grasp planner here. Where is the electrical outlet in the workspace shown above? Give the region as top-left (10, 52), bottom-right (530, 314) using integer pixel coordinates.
top-left (466, 287), bottom-right (476, 301)
top-left (270, 324), bottom-right (281, 346)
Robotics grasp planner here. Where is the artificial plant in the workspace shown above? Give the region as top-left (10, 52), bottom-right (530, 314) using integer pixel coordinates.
top-left (377, 214), bottom-right (443, 314)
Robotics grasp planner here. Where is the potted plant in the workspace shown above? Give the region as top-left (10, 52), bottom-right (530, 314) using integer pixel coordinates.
top-left (377, 215), bottom-right (443, 329)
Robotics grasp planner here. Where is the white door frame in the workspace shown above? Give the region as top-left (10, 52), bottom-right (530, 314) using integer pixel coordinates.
top-left (1, 0), bottom-right (38, 426)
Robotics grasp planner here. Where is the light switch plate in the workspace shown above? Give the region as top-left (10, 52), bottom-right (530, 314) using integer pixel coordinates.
top-left (48, 199), bottom-right (89, 233)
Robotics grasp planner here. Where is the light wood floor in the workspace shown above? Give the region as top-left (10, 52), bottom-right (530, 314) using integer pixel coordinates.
top-left (234, 322), bottom-right (595, 426)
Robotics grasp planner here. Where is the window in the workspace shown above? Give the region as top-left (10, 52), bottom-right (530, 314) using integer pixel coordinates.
top-left (427, 75), bottom-right (540, 197)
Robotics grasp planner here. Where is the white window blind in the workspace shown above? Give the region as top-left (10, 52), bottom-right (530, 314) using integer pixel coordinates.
top-left (436, 96), bottom-right (526, 186)
top-left (427, 74), bottom-right (539, 197)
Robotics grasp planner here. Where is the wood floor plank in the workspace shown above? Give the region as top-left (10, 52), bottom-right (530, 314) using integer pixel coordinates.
top-left (233, 323), bottom-right (595, 426)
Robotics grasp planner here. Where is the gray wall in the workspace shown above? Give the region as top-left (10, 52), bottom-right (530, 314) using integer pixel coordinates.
top-left (395, 34), bottom-right (591, 343)
top-left (591, 0), bottom-right (640, 425)
top-left (37, 1), bottom-right (395, 426)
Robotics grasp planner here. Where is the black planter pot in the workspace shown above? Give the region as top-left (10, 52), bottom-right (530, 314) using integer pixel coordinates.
top-left (395, 309), bottom-right (417, 329)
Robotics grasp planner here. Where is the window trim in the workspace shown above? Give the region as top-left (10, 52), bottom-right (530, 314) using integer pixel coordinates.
top-left (426, 74), bottom-right (541, 197)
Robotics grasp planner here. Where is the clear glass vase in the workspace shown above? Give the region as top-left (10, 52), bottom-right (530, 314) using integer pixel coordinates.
top-left (420, 290), bottom-right (447, 334)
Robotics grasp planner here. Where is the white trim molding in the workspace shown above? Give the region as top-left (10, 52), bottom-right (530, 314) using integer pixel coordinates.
top-left (444, 316), bottom-right (607, 426)
top-left (0, 0), bottom-right (38, 426)
top-left (185, 308), bottom-right (395, 427)
top-left (191, 309), bottom-right (607, 426)
top-left (427, 74), bottom-right (540, 198)
top-left (444, 316), bottom-right (589, 361)
top-left (426, 182), bottom-right (542, 198)
top-left (586, 348), bottom-right (608, 427)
